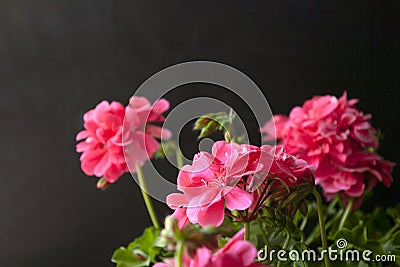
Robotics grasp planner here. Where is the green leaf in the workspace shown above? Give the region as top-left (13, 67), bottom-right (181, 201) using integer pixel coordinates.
top-left (365, 207), bottom-right (391, 239)
top-left (154, 140), bottom-right (176, 159)
top-left (386, 204), bottom-right (400, 224)
top-left (392, 231), bottom-right (400, 248)
top-left (127, 227), bottom-right (160, 252)
top-left (351, 224), bottom-right (368, 247)
top-left (357, 261), bottom-right (369, 267)
top-left (111, 247), bottom-right (147, 267)
top-left (112, 227), bottom-right (161, 267)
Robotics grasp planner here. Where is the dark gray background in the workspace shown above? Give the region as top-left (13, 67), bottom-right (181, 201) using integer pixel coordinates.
top-left (1, 1), bottom-right (399, 266)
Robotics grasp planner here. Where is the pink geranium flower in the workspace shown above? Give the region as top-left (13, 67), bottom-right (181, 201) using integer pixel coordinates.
top-left (76, 97), bottom-right (171, 187)
top-left (167, 141), bottom-right (316, 227)
top-left (154, 229), bottom-right (268, 267)
top-left (123, 96), bottom-right (171, 172)
top-left (260, 145), bottom-right (315, 186)
top-left (76, 101), bottom-right (127, 185)
top-left (261, 92), bottom-right (394, 202)
top-left (167, 141), bottom-right (261, 227)
top-left (248, 145), bottom-right (315, 213)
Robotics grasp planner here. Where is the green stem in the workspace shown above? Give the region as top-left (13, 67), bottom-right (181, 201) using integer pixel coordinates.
top-left (257, 221), bottom-right (269, 244)
top-left (338, 198), bottom-right (353, 231)
top-left (244, 222), bottom-right (250, 241)
top-left (224, 128), bottom-right (232, 142)
top-left (135, 162), bottom-right (160, 229)
top-left (277, 230), bottom-right (291, 267)
top-left (298, 229), bottom-right (306, 243)
top-left (312, 189), bottom-right (331, 267)
top-left (175, 145), bottom-right (184, 169)
top-left (327, 195), bottom-right (339, 211)
top-left (305, 195), bottom-right (339, 244)
top-left (175, 240), bottom-right (184, 267)
top-left (379, 222), bottom-right (400, 243)
top-left (306, 195), bottom-right (341, 245)
top-left (299, 213), bottom-right (308, 231)
top-left (305, 209), bottom-right (343, 245)
top-left (283, 230), bottom-right (291, 249)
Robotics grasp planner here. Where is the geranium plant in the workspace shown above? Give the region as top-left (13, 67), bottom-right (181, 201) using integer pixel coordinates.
top-left (76, 92), bottom-right (398, 267)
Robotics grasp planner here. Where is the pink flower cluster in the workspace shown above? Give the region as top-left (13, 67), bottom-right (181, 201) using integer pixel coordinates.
top-left (261, 92), bottom-right (394, 202)
top-left (76, 97), bottom-right (170, 187)
top-left (167, 141), bottom-right (315, 227)
top-left (154, 229), bottom-right (268, 267)
top-left (123, 97), bottom-right (171, 172)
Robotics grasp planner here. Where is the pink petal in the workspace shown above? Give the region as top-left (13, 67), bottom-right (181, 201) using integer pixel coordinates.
top-left (80, 150), bottom-right (106, 176)
top-left (171, 208), bottom-right (190, 229)
top-left (94, 152), bottom-right (111, 177)
top-left (104, 164), bottom-right (125, 183)
top-left (346, 181), bottom-right (365, 197)
top-left (215, 229), bottom-right (245, 256)
top-left (187, 186), bottom-right (220, 208)
top-left (213, 254), bottom-right (239, 267)
top-left (76, 130), bottom-right (90, 141)
top-left (152, 99), bottom-right (170, 114)
top-left (144, 133), bottom-right (161, 157)
top-left (186, 206), bottom-right (200, 224)
top-left (80, 149), bottom-right (105, 163)
top-left (197, 199), bottom-right (225, 227)
top-left (146, 125), bottom-right (172, 140)
top-left (315, 156), bottom-right (338, 178)
top-left (191, 247), bottom-right (212, 267)
top-left (76, 141), bottom-right (94, 153)
top-left (224, 241), bottom-right (257, 266)
top-left (166, 193), bottom-right (187, 209)
top-left (129, 96), bottom-right (151, 111)
top-left (212, 141), bottom-right (232, 164)
top-left (225, 187), bottom-right (253, 211)
top-left (124, 132), bottom-right (158, 168)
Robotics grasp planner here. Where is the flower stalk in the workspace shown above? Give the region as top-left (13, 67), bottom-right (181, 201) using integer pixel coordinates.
top-left (135, 162), bottom-right (160, 229)
top-left (175, 240), bottom-right (184, 267)
top-left (338, 198), bottom-right (353, 231)
top-left (244, 222), bottom-right (250, 241)
top-left (277, 230), bottom-right (291, 267)
top-left (175, 145), bottom-right (184, 169)
top-left (312, 188), bottom-right (331, 267)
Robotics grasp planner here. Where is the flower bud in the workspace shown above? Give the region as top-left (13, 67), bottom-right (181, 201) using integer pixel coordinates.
top-left (298, 199), bottom-right (308, 216)
top-left (194, 117), bottom-right (211, 130)
top-left (96, 177), bottom-right (110, 190)
top-left (198, 120), bottom-right (218, 139)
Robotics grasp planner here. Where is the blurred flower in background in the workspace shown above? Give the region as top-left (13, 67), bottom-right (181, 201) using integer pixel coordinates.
top-left (76, 97), bottom-right (171, 189)
top-left (154, 228), bottom-right (268, 267)
top-left (76, 101), bottom-right (127, 188)
top-left (261, 91), bottom-right (395, 205)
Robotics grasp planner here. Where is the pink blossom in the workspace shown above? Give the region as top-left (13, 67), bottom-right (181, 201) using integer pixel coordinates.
top-left (260, 115), bottom-right (288, 142)
top-left (261, 92), bottom-right (394, 202)
top-left (260, 145), bottom-right (315, 186)
top-left (154, 229), bottom-right (268, 267)
top-left (123, 96), bottom-right (172, 173)
top-left (167, 141), bottom-right (316, 226)
top-left (76, 101), bottom-right (127, 183)
top-left (167, 141), bottom-right (260, 227)
top-left (76, 97), bottom-right (171, 186)
top-left (171, 207), bottom-right (190, 229)
top-left (248, 145), bottom-right (315, 213)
